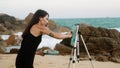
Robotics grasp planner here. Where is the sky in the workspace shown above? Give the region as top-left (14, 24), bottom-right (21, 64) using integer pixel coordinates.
top-left (0, 0), bottom-right (120, 19)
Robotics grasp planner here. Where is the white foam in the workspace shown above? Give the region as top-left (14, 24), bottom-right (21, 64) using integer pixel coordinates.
top-left (38, 35), bottom-right (63, 49)
top-left (14, 32), bottom-right (22, 36)
top-left (38, 32), bottom-right (70, 49)
top-left (0, 32), bottom-right (23, 40)
top-left (0, 35), bottom-right (9, 40)
top-left (112, 27), bottom-right (120, 32)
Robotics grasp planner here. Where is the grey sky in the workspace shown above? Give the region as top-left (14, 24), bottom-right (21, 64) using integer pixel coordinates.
top-left (0, 0), bottom-right (120, 19)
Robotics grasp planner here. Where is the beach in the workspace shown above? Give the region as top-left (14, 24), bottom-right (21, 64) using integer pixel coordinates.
top-left (0, 54), bottom-right (120, 68)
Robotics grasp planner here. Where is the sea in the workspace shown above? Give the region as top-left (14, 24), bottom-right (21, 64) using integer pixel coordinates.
top-left (3, 17), bottom-right (120, 52)
top-left (51, 17), bottom-right (120, 32)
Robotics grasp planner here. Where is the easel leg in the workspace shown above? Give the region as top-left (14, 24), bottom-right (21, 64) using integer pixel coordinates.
top-left (68, 48), bottom-right (74, 68)
top-left (80, 35), bottom-right (94, 68)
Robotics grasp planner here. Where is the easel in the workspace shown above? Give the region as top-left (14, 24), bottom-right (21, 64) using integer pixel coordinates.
top-left (68, 24), bottom-right (94, 68)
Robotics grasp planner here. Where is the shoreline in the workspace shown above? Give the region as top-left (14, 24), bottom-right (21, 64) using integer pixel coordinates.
top-left (0, 54), bottom-right (120, 68)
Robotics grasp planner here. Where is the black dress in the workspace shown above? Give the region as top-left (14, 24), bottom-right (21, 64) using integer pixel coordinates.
top-left (15, 31), bottom-right (42, 68)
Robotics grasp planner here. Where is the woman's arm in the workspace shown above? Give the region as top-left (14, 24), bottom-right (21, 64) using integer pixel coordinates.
top-left (41, 26), bottom-right (72, 39)
top-left (48, 31), bottom-right (72, 39)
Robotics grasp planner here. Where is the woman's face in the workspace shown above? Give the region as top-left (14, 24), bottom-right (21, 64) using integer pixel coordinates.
top-left (40, 15), bottom-right (49, 26)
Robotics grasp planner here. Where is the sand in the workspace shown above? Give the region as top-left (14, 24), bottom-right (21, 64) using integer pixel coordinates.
top-left (0, 54), bottom-right (120, 68)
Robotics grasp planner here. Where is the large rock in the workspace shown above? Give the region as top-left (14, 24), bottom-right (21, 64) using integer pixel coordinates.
top-left (0, 24), bottom-right (7, 32)
top-left (0, 14), bottom-right (17, 29)
top-left (6, 34), bottom-right (22, 46)
top-left (57, 23), bottom-right (120, 63)
top-left (0, 13), bottom-right (25, 34)
top-left (24, 13), bottom-right (33, 24)
top-left (79, 24), bottom-right (120, 62)
top-left (79, 24), bottom-right (120, 51)
top-left (48, 20), bottom-right (70, 32)
top-left (0, 41), bottom-right (6, 54)
top-left (54, 44), bottom-right (72, 55)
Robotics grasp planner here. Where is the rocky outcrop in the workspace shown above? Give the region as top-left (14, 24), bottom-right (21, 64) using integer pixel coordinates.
top-left (6, 34), bottom-right (22, 46)
top-left (0, 24), bottom-right (7, 32)
top-left (0, 13), bottom-right (25, 53)
top-left (0, 40), bottom-right (6, 54)
top-left (0, 14), bottom-right (17, 29)
top-left (48, 20), bottom-right (70, 32)
top-left (24, 13), bottom-right (33, 24)
top-left (79, 24), bottom-right (120, 51)
top-left (54, 44), bottom-right (72, 55)
top-left (56, 23), bottom-right (120, 63)
top-left (0, 14), bottom-right (25, 34)
top-left (79, 24), bottom-right (120, 62)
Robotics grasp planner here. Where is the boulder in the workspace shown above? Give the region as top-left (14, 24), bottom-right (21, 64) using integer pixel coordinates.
top-left (0, 14), bottom-right (16, 29)
top-left (6, 34), bottom-right (22, 46)
top-left (57, 23), bottom-right (120, 62)
top-left (0, 24), bottom-right (7, 32)
top-left (24, 13), bottom-right (33, 24)
top-left (0, 13), bottom-right (25, 34)
top-left (0, 41), bottom-right (6, 53)
top-left (54, 44), bottom-right (71, 55)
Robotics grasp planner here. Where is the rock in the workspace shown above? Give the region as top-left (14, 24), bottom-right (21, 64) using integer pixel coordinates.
top-left (54, 44), bottom-right (71, 55)
top-left (0, 14), bottom-right (17, 30)
top-left (60, 38), bottom-right (72, 48)
top-left (6, 34), bottom-right (22, 46)
top-left (59, 23), bottom-right (120, 62)
top-left (108, 57), bottom-right (120, 63)
top-left (24, 13), bottom-right (33, 24)
top-left (10, 48), bottom-right (19, 54)
top-left (47, 20), bottom-right (58, 31)
top-left (79, 24), bottom-right (120, 62)
top-left (0, 46), bottom-right (5, 54)
top-left (0, 24), bottom-right (7, 32)
top-left (0, 41), bottom-right (6, 53)
top-left (0, 36), bottom-right (2, 41)
top-left (95, 55), bottom-right (109, 62)
top-left (111, 49), bottom-right (120, 57)
top-left (0, 13), bottom-right (25, 34)
top-left (57, 26), bottom-right (71, 32)
top-left (0, 14), bottom-right (16, 24)
top-left (6, 34), bottom-right (16, 45)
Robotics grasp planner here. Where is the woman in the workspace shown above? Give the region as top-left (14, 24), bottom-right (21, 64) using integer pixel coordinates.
top-left (15, 9), bottom-right (72, 68)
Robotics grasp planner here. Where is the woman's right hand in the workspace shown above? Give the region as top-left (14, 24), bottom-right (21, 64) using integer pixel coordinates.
top-left (36, 50), bottom-right (45, 56)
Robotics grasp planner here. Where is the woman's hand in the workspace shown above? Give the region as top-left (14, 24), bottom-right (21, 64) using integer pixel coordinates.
top-left (36, 50), bottom-right (45, 56)
top-left (66, 31), bottom-right (72, 38)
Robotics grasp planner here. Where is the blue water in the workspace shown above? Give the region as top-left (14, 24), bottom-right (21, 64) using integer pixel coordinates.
top-left (51, 17), bottom-right (120, 31)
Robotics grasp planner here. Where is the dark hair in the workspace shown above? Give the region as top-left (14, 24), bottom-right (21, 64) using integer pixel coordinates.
top-left (22, 9), bottom-right (49, 38)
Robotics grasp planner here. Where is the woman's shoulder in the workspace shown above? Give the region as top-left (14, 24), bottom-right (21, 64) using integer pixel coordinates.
top-left (33, 24), bottom-right (45, 30)
top-left (32, 24), bottom-right (51, 35)
top-left (30, 25), bottom-right (42, 35)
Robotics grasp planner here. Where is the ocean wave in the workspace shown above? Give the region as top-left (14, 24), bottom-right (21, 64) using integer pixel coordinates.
top-left (0, 35), bottom-right (10, 40)
top-left (111, 27), bottom-right (120, 32)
